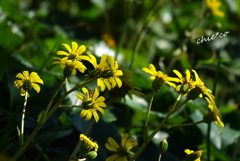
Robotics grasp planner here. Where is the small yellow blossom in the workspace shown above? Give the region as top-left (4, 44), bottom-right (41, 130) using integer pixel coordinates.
top-left (76, 87), bottom-right (106, 122)
top-left (14, 71), bottom-right (43, 96)
top-left (57, 41), bottom-right (90, 61)
top-left (107, 55), bottom-right (123, 89)
top-left (205, 98), bottom-right (224, 133)
top-left (88, 54), bottom-right (123, 92)
top-left (173, 69), bottom-right (195, 95)
top-left (142, 64), bottom-right (179, 88)
top-left (206, 0), bottom-right (225, 17)
top-left (105, 133), bottom-right (137, 161)
top-left (80, 134), bottom-right (98, 152)
top-left (184, 149), bottom-right (203, 161)
top-left (192, 70), bottom-right (215, 102)
top-left (53, 58), bottom-right (86, 76)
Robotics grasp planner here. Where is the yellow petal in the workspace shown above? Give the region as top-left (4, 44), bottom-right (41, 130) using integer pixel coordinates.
top-left (93, 111), bottom-right (99, 122)
top-left (108, 137), bottom-right (120, 148)
top-left (31, 83), bottom-right (41, 93)
top-left (62, 44), bottom-right (72, 53)
top-left (93, 88), bottom-right (100, 100)
top-left (57, 51), bottom-right (68, 55)
top-left (85, 110), bottom-right (92, 121)
top-left (14, 80), bottom-right (23, 88)
top-left (72, 41), bottom-right (78, 52)
top-left (76, 93), bottom-right (84, 101)
top-left (105, 143), bottom-right (118, 152)
top-left (121, 133), bottom-right (129, 146)
top-left (115, 77), bottom-right (122, 88)
top-left (80, 109), bottom-right (88, 117)
top-left (77, 45), bottom-right (86, 55)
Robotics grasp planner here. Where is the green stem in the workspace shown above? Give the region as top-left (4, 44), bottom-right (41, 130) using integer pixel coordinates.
top-left (143, 90), bottom-right (156, 140)
top-left (130, 95), bottom-right (189, 161)
top-left (11, 76), bottom-right (98, 161)
top-left (164, 120), bottom-right (205, 128)
top-left (59, 105), bottom-right (83, 108)
top-left (43, 77), bottom-right (66, 122)
top-left (20, 91), bottom-right (28, 145)
top-left (158, 151), bottom-right (163, 161)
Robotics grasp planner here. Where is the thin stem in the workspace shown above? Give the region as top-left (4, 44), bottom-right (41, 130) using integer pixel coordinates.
top-left (130, 96), bottom-right (189, 161)
top-left (11, 76), bottom-right (98, 161)
top-left (143, 90), bottom-right (156, 140)
top-left (232, 136), bottom-right (240, 161)
top-left (164, 120), bottom-right (205, 128)
top-left (59, 105), bottom-right (83, 108)
top-left (158, 151), bottom-right (163, 161)
top-left (43, 77), bottom-right (66, 122)
top-left (20, 91), bottom-right (28, 145)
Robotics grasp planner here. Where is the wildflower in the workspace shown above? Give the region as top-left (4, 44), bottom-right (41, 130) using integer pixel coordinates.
top-left (206, 0), bottom-right (225, 17)
top-left (80, 134), bottom-right (98, 152)
top-left (142, 64), bottom-right (179, 90)
top-left (184, 149), bottom-right (203, 161)
top-left (14, 71), bottom-right (43, 96)
top-left (53, 58), bottom-right (86, 77)
top-left (204, 98), bottom-right (224, 133)
top-left (192, 70), bottom-right (215, 102)
top-left (105, 133), bottom-right (137, 161)
top-left (107, 55), bottom-right (123, 89)
top-left (76, 87), bottom-right (106, 122)
top-left (88, 54), bottom-right (123, 91)
top-left (173, 69), bottom-right (195, 95)
top-left (56, 41), bottom-right (90, 61)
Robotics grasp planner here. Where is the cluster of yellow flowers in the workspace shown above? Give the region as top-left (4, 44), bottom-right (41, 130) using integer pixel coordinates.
top-left (142, 64), bottom-right (224, 133)
top-left (13, 41), bottom-right (224, 161)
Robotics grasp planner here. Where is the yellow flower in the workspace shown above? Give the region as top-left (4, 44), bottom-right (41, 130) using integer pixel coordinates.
top-left (142, 64), bottom-right (179, 88)
top-left (76, 87), bottom-right (106, 122)
top-left (173, 69), bottom-right (195, 95)
top-left (14, 71), bottom-right (43, 96)
top-left (184, 149), bottom-right (203, 161)
top-left (105, 133), bottom-right (138, 161)
top-left (56, 41), bottom-right (90, 61)
top-left (80, 134), bottom-right (98, 152)
top-left (88, 54), bottom-right (123, 91)
top-left (192, 70), bottom-right (215, 102)
top-left (107, 55), bottom-right (123, 89)
top-left (206, 0), bottom-right (225, 17)
top-left (53, 58), bottom-right (86, 76)
top-left (205, 98), bottom-right (224, 133)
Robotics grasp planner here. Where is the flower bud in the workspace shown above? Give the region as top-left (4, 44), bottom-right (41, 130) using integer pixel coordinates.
top-left (101, 70), bottom-right (113, 78)
top-left (186, 87), bottom-right (201, 100)
top-left (86, 151), bottom-right (97, 160)
top-left (152, 79), bottom-right (163, 91)
top-left (159, 139), bottom-right (168, 152)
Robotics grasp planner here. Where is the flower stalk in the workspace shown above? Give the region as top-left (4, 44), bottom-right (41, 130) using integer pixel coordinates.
top-left (20, 91), bottom-right (28, 145)
top-left (129, 95), bottom-right (189, 161)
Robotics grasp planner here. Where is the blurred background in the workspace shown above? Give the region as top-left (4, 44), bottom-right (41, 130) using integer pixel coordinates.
top-left (0, 0), bottom-right (240, 160)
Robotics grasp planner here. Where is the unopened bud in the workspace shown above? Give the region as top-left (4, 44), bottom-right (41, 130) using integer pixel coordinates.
top-left (159, 139), bottom-right (168, 152)
top-left (86, 151), bottom-right (97, 160)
